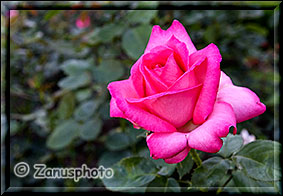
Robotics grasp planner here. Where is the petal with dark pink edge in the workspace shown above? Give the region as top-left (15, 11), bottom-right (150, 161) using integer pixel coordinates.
top-left (187, 102), bottom-right (237, 153)
top-left (164, 147), bottom-right (190, 164)
top-left (146, 132), bottom-right (188, 160)
top-left (190, 43), bottom-right (222, 125)
top-left (145, 20), bottom-right (197, 55)
top-left (217, 83), bottom-right (266, 123)
top-left (127, 84), bottom-right (202, 128)
top-left (108, 79), bottom-right (177, 132)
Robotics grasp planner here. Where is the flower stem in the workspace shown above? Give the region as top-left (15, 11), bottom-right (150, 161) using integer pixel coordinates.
top-left (190, 149), bottom-right (202, 167)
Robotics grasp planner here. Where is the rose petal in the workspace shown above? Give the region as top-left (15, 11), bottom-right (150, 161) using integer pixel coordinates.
top-left (108, 79), bottom-right (177, 132)
top-left (219, 71), bottom-right (233, 90)
top-left (217, 75), bottom-right (266, 123)
top-left (130, 58), bottom-right (146, 97)
top-left (165, 35), bottom-right (190, 71)
top-left (187, 101), bottom-right (237, 153)
top-left (110, 97), bottom-right (125, 118)
top-left (190, 43), bottom-right (222, 124)
top-left (141, 65), bottom-right (168, 96)
top-left (110, 97), bottom-right (141, 129)
top-left (159, 53), bottom-right (183, 86)
top-left (146, 132), bottom-right (188, 159)
top-left (145, 20), bottom-right (197, 55)
top-left (164, 147), bottom-right (190, 164)
top-left (168, 55), bottom-right (206, 91)
top-left (127, 84), bottom-right (202, 128)
top-left (142, 45), bottom-right (173, 68)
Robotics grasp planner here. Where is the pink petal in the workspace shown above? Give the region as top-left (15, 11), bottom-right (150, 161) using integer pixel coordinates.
top-left (217, 77), bottom-right (266, 123)
top-left (146, 132), bottom-right (188, 159)
top-left (142, 45), bottom-right (173, 68)
top-left (107, 79), bottom-right (177, 132)
top-left (219, 71), bottom-right (233, 90)
top-left (191, 43), bottom-right (222, 124)
top-left (110, 97), bottom-right (141, 129)
top-left (140, 46), bottom-right (172, 96)
top-left (141, 65), bottom-right (168, 96)
top-left (159, 53), bottom-right (183, 86)
top-left (168, 55), bottom-right (206, 91)
top-left (164, 147), bottom-right (190, 164)
top-left (129, 58), bottom-right (146, 97)
top-left (145, 20), bottom-right (197, 55)
top-left (76, 15), bottom-right (90, 29)
top-left (10, 10), bottom-right (19, 18)
top-left (165, 35), bottom-right (190, 71)
top-left (110, 97), bottom-right (125, 118)
top-left (187, 101), bottom-right (237, 153)
top-left (127, 84), bottom-right (202, 128)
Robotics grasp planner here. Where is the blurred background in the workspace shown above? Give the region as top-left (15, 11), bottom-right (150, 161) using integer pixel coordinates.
top-left (1, 1), bottom-right (280, 192)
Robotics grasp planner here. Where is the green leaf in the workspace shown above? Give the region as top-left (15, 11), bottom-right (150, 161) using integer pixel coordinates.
top-left (125, 127), bottom-right (143, 145)
top-left (191, 157), bottom-right (231, 187)
top-left (233, 140), bottom-right (281, 181)
top-left (151, 159), bottom-right (176, 176)
top-left (58, 73), bottom-right (91, 90)
top-left (146, 176), bottom-right (167, 192)
top-left (92, 59), bottom-right (124, 83)
top-left (230, 170), bottom-right (278, 193)
top-left (46, 119), bottom-right (80, 150)
top-left (166, 178), bottom-right (181, 192)
top-left (176, 154), bottom-right (194, 179)
top-left (127, 10), bottom-right (158, 24)
top-left (75, 88), bottom-right (92, 102)
top-left (146, 176), bottom-right (180, 192)
top-left (218, 133), bottom-right (243, 158)
top-left (44, 10), bottom-right (61, 21)
top-left (245, 23), bottom-right (268, 36)
top-left (105, 130), bottom-right (131, 151)
top-left (57, 92), bottom-right (75, 120)
top-left (60, 59), bottom-right (91, 76)
top-left (98, 102), bottom-right (110, 120)
top-left (79, 116), bottom-right (102, 141)
top-left (122, 24), bottom-right (152, 59)
top-left (97, 23), bottom-right (127, 43)
top-left (89, 23), bottom-right (127, 44)
top-left (98, 150), bottom-right (132, 168)
top-left (102, 157), bottom-right (157, 191)
top-left (74, 100), bottom-right (98, 122)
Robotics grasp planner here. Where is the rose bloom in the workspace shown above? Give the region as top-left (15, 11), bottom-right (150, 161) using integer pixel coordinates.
top-left (76, 14), bottom-right (90, 29)
top-left (240, 129), bottom-right (256, 145)
top-left (10, 10), bottom-right (19, 18)
top-left (107, 20), bottom-right (266, 164)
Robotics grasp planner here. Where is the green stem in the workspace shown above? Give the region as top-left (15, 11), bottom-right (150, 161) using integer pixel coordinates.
top-left (120, 119), bottom-right (126, 132)
top-left (216, 174), bottom-right (233, 194)
top-left (190, 148), bottom-right (202, 167)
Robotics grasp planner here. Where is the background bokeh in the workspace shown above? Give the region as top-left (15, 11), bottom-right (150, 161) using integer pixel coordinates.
top-left (1, 1), bottom-right (280, 193)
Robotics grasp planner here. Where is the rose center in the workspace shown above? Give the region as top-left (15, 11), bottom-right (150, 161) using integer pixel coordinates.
top-left (151, 63), bottom-right (164, 76)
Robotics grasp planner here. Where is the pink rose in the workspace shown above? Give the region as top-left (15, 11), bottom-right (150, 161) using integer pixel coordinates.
top-left (10, 10), bottom-right (19, 18)
top-left (107, 20), bottom-right (266, 164)
top-left (76, 14), bottom-right (90, 29)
